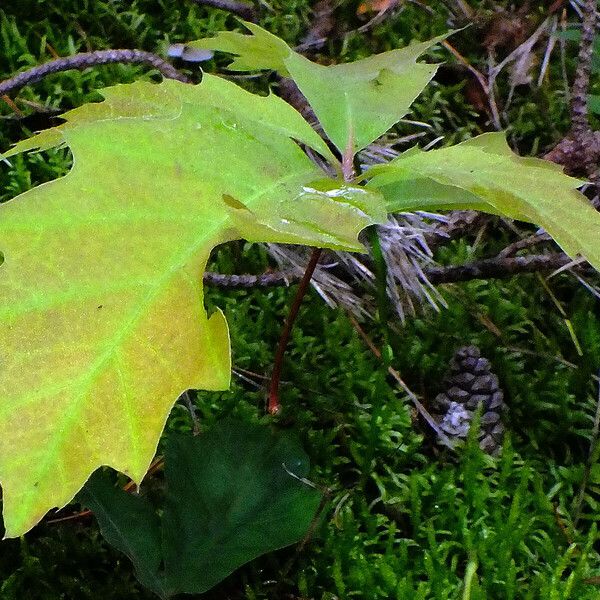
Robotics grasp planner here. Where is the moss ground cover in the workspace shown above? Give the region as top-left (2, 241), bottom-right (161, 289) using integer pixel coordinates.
top-left (1, 1), bottom-right (600, 598)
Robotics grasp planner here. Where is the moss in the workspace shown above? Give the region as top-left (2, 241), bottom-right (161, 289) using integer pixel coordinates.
top-left (1, 0), bottom-right (600, 598)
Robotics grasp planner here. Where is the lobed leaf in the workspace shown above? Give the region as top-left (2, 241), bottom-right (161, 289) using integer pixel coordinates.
top-left (189, 22), bottom-right (291, 74)
top-left (79, 419), bottom-right (322, 598)
top-left (191, 23), bottom-right (447, 154)
top-left (0, 76), bottom-right (385, 537)
top-left (366, 133), bottom-right (600, 271)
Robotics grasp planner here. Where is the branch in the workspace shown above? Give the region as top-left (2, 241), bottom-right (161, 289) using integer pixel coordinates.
top-left (544, 0), bottom-right (600, 175)
top-left (424, 253), bottom-right (574, 284)
top-left (203, 252), bottom-right (583, 288)
top-left (0, 49), bottom-right (190, 97)
top-left (571, 0), bottom-right (597, 133)
top-left (187, 0), bottom-right (256, 21)
top-left (498, 232), bottom-right (551, 257)
top-left (203, 270), bottom-right (296, 288)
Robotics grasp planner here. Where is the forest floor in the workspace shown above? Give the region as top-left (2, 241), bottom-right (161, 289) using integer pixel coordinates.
top-left (1, 0), bottom-right (600, 598)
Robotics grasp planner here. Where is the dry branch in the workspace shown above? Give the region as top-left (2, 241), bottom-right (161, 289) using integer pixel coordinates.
top-left (545, 0), bottom-right (600, 176)
top-left (424, 253), bottom-right (573, 284)
top-left (571, 0), bottom-right (597, 133)
top-left (203, 252), bottom-right (582, 289)
top-left (0, 50), bottom-right (190, 97)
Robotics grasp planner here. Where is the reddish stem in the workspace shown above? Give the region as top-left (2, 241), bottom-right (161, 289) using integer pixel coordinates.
top-left (268, 248), bottom-right (322, 414)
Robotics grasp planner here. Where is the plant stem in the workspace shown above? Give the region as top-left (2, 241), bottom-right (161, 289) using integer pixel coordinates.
top-left (365, 225), bottom-right (391, 352)
top-left (268, 248), bottom-right (322, 415)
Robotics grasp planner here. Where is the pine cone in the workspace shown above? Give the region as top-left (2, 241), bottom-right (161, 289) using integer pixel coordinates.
top-left (433, 346), bottom-right (505, 454)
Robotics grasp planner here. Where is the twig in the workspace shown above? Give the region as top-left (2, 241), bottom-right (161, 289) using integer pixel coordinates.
top-left (537, 16), bottom-right (558, 88)
top-left (544, 0), bottom-right (600, 176)
top-left (441, 40), bottom-right (489, 99)
top-left (8, 98), bottom-right (62, 115)
top-left (488, 17), bottom-right (551, 85)
top-left (1, 95), bottom-right (23, 116)
top-left (187, 0), bottom-right (256, 21)
top-left (355, 6), bottom-right (397, 35)
top-left (268, 249), bottom-right (322, 414)
top-left (181, 391), bottom-right (201, 435)
top-left (203, 251), bottom-right (584, 289)
top-left (0, 49), bottom-right (190, 97)
top-left (571, 0), bottom-right (597, 134)
top-left (203, 270), bottom-right (296, 288)
top-left (559, 8), bottom-right (571, 103)
top-left (275, 77), bottom-right (321, 132)
top-left (487, 17), bottom-right (551, 129)
top-left (424, 253), bottom-right (575, 284)
top-left (498, 232), bottom-right (551, 257)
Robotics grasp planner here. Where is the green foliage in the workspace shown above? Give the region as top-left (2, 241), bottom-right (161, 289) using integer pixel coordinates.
top-left (193, 22), bottom-right (448, 153)
top-left (1, 19), bottom-right (600, 540)
top-left (0, 72), bottom-right (385, 538)
top-left (1, 2), bottom-right (600, 598)
top-left (367, 132), bottom-right (600, 271)
top-left (0, 262), bottom-right (599, 598)
top-left (306, 439), bottom-right (600, 599)
top-left (79, 419), bottom-right (321, 598)
top-left (212, 279), bottom-right (600, 599)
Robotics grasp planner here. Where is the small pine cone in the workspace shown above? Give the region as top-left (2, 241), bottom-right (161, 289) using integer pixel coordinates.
top-left (433, 346), bottom-right (505, 454)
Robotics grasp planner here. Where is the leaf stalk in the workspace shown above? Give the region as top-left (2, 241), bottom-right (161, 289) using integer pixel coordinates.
top-left (268, 248), bottom-right (323, 415)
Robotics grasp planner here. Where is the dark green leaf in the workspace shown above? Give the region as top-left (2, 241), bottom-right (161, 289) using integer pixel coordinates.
top-left (161, 420), bottom-right (322, 595)
top-left (79, 420), bottom-right (322, 598)
top-left (77, 472), bottom-right (167, 598)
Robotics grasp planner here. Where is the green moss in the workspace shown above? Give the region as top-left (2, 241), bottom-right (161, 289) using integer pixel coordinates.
top-left (1, 0), bottom-right (600, 598)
